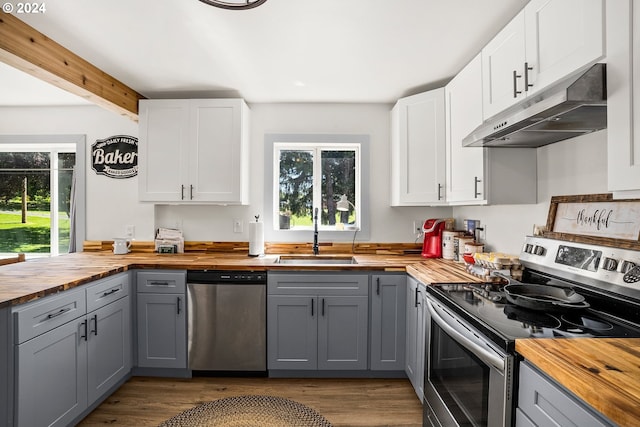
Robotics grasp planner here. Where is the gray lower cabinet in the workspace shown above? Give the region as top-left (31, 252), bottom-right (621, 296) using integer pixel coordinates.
top-left (268, 295), bottom-right (318, 369)
top-left (405, 275), bottom-right (426, 401)
top-left (12, 272), bottom-right (131, 427)
top-left (370, 274), bottom-right (406, 371)
top-left (87, 295), bottom-right (131, 403)
top-left (517, 361), bottom-right (615, 427)
top-left (16, 311), bottom-right (88, 427)
top-left (136, 270), bottom-right (187, 369)
top-left (267, 273), bottom-right (369, 371)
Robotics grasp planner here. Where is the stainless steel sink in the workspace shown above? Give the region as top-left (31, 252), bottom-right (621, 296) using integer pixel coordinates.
top-left (276, 255), bottom-right (357, 265)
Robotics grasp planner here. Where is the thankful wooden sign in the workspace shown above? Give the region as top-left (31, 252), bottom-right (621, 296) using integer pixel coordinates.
top-left (545, 194), bottom-right (640, 249)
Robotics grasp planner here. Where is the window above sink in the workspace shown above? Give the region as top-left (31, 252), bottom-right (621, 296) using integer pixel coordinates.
top-left (264, 134), bottom-right (371, 242)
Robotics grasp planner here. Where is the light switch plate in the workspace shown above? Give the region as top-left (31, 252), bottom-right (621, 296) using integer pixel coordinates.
top-left (233, 219), bottom-right (243, 233)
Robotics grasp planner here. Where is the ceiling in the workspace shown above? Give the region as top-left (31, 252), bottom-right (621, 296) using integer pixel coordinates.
top-left (1, 0), bottom-right (528, 107)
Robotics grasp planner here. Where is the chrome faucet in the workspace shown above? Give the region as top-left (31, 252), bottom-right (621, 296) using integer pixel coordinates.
top-left (313, 207), bottom-right (319, 255)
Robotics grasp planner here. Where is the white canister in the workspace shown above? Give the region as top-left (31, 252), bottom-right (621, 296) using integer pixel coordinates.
top-left (442, 230), bottom-right (462, 260)
top-left (464, 242), bottom-right (484, 255)
top-left (454, 236), bottom-right (474, 262)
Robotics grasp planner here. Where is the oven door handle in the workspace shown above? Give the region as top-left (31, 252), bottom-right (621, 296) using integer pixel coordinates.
top-left (427, 298), bottom-right (505, 373)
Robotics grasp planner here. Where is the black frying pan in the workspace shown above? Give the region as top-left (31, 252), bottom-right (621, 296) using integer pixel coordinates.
top-left (504, 283), bottom-right (589, 311)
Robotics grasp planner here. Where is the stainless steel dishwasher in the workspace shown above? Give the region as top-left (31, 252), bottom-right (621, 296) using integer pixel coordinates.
top-left (187, 270), bottom-right (266, 372)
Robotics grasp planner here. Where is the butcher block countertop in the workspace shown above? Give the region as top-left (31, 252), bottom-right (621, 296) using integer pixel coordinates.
top-left (0, 252), bottom-right (480, 307)
top-left (516, 338), bottom-right (640, 426)
top-left (406, 259), bottom-right (484, 285)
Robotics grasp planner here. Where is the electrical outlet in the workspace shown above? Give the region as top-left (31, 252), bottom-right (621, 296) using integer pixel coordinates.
top-left (476, 225), bottom-right (486, 242)
top-left (413, 220), bottom-right (424, 235)
top-left (233, 219), bottom-right (243, 233)
top-left (125, 225), bottom-right (135, 239)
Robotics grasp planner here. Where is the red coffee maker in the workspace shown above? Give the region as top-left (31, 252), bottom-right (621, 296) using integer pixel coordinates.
top-left (421, 219), bottom-right (447, 258)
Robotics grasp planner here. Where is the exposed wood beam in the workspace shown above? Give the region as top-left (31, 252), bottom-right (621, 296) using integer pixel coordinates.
top-left (0, 13), bottom-right (144, 121)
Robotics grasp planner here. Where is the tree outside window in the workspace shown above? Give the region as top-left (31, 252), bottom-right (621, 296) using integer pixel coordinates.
top-left (0, 146), bottom-right (76, 256)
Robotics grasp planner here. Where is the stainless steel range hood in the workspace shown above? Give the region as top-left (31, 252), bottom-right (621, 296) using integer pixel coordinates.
top-left (463, 63), bottom-right (606, 148)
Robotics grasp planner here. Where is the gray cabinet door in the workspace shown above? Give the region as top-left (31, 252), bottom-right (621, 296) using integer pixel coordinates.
top-left (87, 296), bottom-right (131, 404)
top-left (405, 277), bottom-right (419, 385)
top-left (416, 288), bottom-right (426, 400)
top-left (137, 293), bottom-right (186, 369)
top-left (318, 296), bottom-right (368, 370)
top-left (370, 274), bottom-right (406, 371)
top-left (405, 276), bottom-right (426, 400)
top-left (267, 295), bottom-right (317, 370)
top-left (15, 319), bottom-right (88, 427)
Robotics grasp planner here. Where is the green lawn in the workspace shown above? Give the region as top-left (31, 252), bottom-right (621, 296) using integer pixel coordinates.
top-left (0, 211), bottom-right (70, 253)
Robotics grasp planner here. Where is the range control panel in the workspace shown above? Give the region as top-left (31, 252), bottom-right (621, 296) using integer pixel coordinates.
top-left (520, 236), bottom-right (640, 295)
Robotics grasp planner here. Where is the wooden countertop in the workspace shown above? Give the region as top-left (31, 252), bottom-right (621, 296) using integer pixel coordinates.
top-left (0, 252), bottom-right (478, 307)
top-left (406, 259), bottom-right (484, 284)
top-left (516, 338), bottom-right (640, 426)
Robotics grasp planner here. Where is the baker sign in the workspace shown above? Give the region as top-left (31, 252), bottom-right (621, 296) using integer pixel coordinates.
top-left (91, 135), bottom-right (138, 179)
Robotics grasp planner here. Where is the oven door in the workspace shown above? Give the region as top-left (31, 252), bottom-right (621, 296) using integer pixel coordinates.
top-left (423, 296), bottom-right (513, 427)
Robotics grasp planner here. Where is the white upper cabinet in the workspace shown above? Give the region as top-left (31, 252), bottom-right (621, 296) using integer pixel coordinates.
top-left (445, 54), bottom-right (486, 204)
top-left (482, 10), bottom-right (528, 119)
top-left (482, 0), bottom-right (604, 119)
top-left (607, 0), bottom-right (640, 197)
top-left (524, 0), bottom-right (604, 96)
top-left (138, 100), bottom-right (189, 202)
top-left (446, 54), bottom-right (537, 206)
top-left (138, 99), bottom-right (250, 204)
top-left (391, 88), bottom-right (446, 206)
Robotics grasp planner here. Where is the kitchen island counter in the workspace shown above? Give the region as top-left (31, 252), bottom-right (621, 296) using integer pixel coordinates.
top-left (516, 338), bottom-right (640, 427)
top-left (0, 252), bottom-right (479, 307)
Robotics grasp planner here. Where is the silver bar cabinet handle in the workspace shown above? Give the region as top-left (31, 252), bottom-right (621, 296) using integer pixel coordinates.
top-left (524, 62), bottom-right (534, 91)
top-left (474, 176), bottom-right (482, 198)
top-left (513, 70), bottom-right (522, 98)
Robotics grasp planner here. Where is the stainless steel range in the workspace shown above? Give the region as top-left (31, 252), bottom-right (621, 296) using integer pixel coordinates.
top-left (423, 235), bottom-right (640, 427)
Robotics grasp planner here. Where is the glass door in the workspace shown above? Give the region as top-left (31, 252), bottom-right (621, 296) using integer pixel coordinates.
top-left (429, 320), bottom-right (490, 426)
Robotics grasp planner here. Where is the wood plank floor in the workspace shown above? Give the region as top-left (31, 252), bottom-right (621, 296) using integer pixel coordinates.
top-left (78, 376), bottom-right (423, 427)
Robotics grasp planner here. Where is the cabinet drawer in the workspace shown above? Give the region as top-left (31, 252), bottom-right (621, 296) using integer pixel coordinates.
top-left (12, 287), bottom-right (86, 344)
top-left (136, 270), bottom-right (186, 293)
top-left (518, 361), bottom-right (613, 427)
top-left (268, 273), bottom-right (368, 296)
top-left (85, 272), bottom-right (130, 312)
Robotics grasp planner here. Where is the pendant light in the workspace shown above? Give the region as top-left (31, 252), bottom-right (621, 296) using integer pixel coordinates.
top-left (197, 0), bottom-right (267, 10)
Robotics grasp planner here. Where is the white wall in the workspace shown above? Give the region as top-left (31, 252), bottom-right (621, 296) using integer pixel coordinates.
top-left (453, 129), bottom-right (608, 254)
top-left (0, 105), bottom-right (154, 241)
top-left (1, 104), bottom-right (607, 250)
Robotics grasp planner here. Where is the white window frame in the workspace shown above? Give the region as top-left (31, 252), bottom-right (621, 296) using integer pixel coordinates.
top-left (273, 142), bottom-right (361, 231)
top-left (0, 135), bottom-right (86, 257)
top-left (264, 134), bottom-right (370, 243)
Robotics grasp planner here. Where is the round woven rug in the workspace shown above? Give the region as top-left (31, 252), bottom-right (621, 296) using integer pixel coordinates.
top-left (158, 395), bottom-right (333, 427)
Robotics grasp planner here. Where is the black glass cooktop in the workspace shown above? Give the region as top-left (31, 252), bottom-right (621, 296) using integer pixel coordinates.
top-left (427, 280), bottom-right (640, 352)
